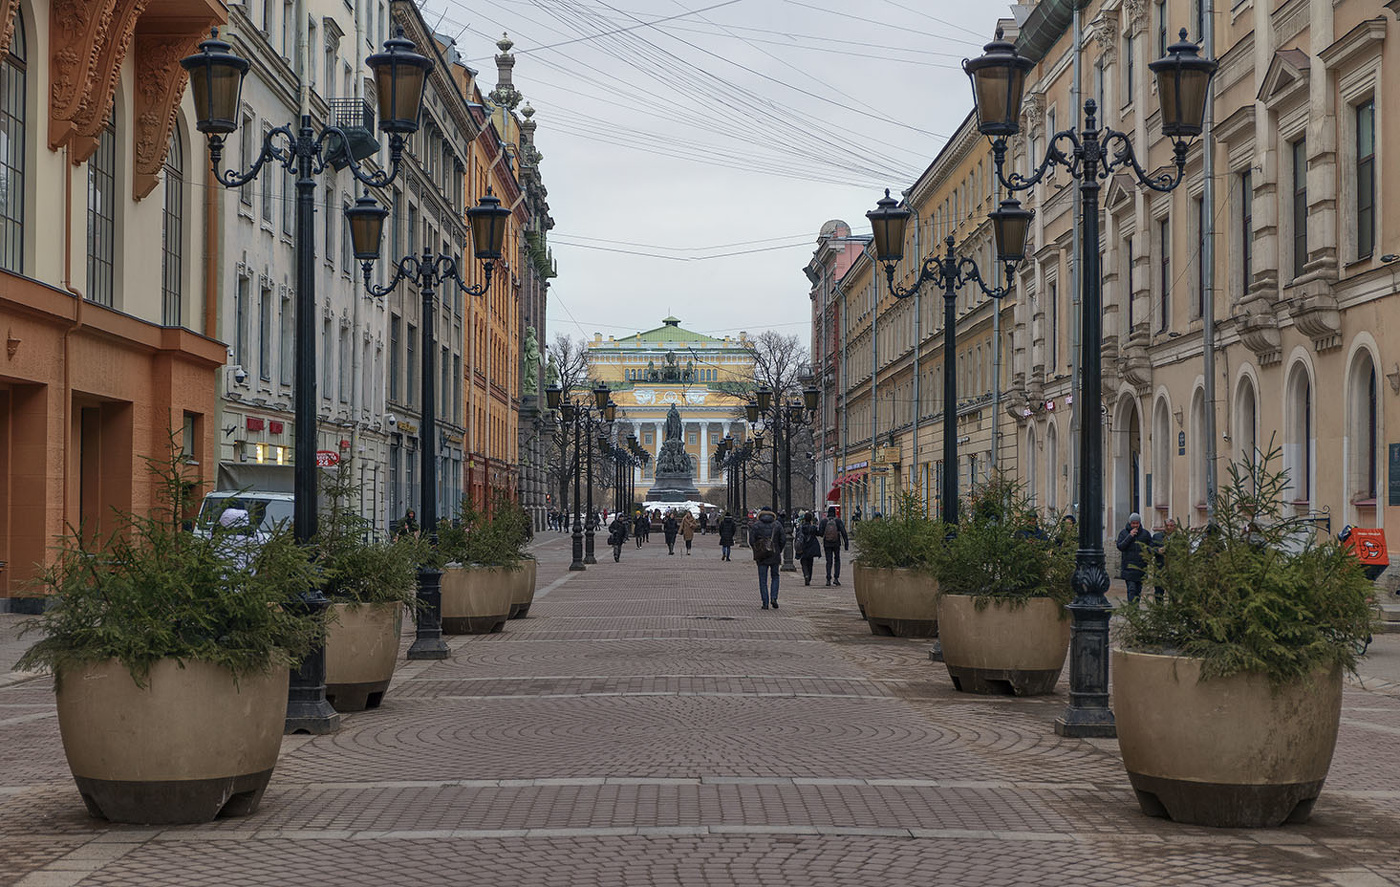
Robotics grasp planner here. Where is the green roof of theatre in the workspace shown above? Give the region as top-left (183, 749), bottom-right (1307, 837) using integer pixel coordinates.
top-left (615, 317), bottom-right (725, 345)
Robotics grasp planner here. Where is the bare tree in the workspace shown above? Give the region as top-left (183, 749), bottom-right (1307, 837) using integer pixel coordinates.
top-left (543, 334), bottom-right (589, 518)
top-left (745, 331), bottom-right (809, 400)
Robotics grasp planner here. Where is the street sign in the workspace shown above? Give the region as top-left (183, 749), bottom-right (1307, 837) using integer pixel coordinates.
top-left (316, 450), bottom-right (339, 468)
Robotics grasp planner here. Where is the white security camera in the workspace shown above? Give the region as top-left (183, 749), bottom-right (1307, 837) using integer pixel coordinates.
top-left (233, 366), bottom-right (248, 385)
top-left (386, 413), bottom-right (398, 429)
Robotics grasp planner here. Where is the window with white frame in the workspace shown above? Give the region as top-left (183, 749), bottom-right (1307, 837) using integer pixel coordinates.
top-left (1284, 361), bottom-right (1313, 503)
top-left (1355, 99), bottom-right (1375, 262)
top-left (1290, 138), bottom-right (1307, 279)
top-left (1348, 350), bottom-right (1378, 503)
top-left (0, 10), bottom-right (27, 274)
top-left (161, 129), bottom-right (183, 326)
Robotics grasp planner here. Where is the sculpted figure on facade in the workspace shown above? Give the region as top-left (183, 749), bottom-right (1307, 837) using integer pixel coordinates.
top-left (521, 326), bottom-right (541, 396)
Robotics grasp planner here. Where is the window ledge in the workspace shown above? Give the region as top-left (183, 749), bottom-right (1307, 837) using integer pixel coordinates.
top-left (1352, 497), bottom-right (1378, 508)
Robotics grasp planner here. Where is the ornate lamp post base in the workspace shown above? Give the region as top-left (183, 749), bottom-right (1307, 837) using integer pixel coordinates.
top-left (407, 565), bottom-right (450, 660)
top-left (285, 592), bottom-right (342, 734)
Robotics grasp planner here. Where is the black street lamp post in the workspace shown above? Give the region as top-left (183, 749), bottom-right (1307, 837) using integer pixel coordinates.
top-left (182, 27), bottom-right (432, 734)
top-left (747, 387), bottom-right (818, 570)
top-left (545, 383), bottom-right (615, 571)
top-left (345, 188), bottom-right (510, 660)
top-left (864, 198), bottom-right (1028, 526)
top-left (965, 28), bottom-right (1216, 738)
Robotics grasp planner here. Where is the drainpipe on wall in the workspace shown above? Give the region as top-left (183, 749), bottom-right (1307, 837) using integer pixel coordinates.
top-left (1068, 2), bottom-right (1083, 520)
top-left (1202, 0), bottom-right (1218, 520)
top-left (870, 259), bottom-right (879, 517)
top-left (61, 145), bottom-right (84, 524)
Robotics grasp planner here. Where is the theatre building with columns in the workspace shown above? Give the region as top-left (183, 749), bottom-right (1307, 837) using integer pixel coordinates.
top-left (586, 318), bottom-right (753, 499)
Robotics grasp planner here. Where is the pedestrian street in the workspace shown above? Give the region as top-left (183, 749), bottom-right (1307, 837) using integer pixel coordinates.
top-left (2, 533), bottom-right (1400, 886)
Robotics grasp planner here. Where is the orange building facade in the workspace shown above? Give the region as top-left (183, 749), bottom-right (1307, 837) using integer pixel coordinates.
top-left (0, 0), bottom-right (226, 605)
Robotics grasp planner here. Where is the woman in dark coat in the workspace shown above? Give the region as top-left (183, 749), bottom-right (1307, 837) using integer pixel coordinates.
top-left (795, 512), bottom-right (822, 585)
top-left (662, 512), bottom-right (680, 555)
top-left (607, 514), bottom-right (629, 562)
top-left (717, 512), bottom-right (737, 561)
top-left (632, 512), bottom-right (647, 548)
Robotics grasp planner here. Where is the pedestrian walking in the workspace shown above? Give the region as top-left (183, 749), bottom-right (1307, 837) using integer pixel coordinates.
top-left (607, 513), bottom-right (629, 562)
top-left (718, 511), bottom-right (737, 561)
top-left (680, 511), bottom-right (697, 555)
top-left (633, 511), bottom-right (647, 548)
top-left (818, 506), bottom-right (849, 587)
top-left (1116, 512), bottom-right (1150, 603)
top-left (796, 512), bottom-right (821, 585)
top-left (699, 511), bottom-right (709, 536)
top-left (663, 512), bottom-right (679, 555)
top-left (851, 507), bottom-right (863, 526)
top-left (396, 509), bottom-right (418, 539)
top-left (750, 506), bottom-right (785, 609)
top-left (1150, 518), bottom-right (1177, 602)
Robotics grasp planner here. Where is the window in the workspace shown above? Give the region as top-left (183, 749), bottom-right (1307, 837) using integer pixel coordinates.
top-left (87, 113), bottom-right (116, 306)
top-left (279, 291), bottom-right (293, 385)
top-left (258, 284), bottom-right (272, 380)
top-left (1350, 353), bottom-right (1379, 502)
top-left (161, 129), bottom-right (184, 326)
top-left (1048, 281), bottom-right (1058, 368)
top-left (281, 167), bottom-right (293, 235)
top-left (234, 275), bottom-right (249, 365)
top-left (324, 186), bottom-right (334, 265)
top-left (340, 195), bottom-right (351, 272)
top-left (1194, 196), bottom-right (1205, 318)
top-left (1356, 100), bottom-right (1375, 261)
top-left (339, 327), bottom-right (350, 403)
top-left (1291, 138), bottom-right (1307, 279)
top-left (282, 1), bottom-right (293, 58)
top-left (1123, 31), bottom-right (1134, 105)
top-left (1285, 363), bottom-right (1312, 503)
top-left (261, 132), bottom-right (273, 222)
top-left (1156, 0), bottom-right (1168, 58)
top-left (0, 10), bottom-right (27, 273)
top-left (1126, 237), bottom-right (1135, 328)
top-left (1239, 170), bottom-right (1252, 294)
top-left (406, 323), bottom-right (416, 407)
top-left (262, 0), bottom-right (273, 35)
top-left (1158, 218), bottom-right (1170, 332)
top-left (389, 314), bottom-right (400, 402)
top-left (322, 317), bottom-right (333, 398)
top-left (407, 203), bottom-right (417, 256)
top-left (239, 115), bottom-right (253, 207)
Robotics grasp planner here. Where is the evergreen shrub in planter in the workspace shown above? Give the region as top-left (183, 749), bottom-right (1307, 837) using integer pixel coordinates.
top-left (1116, 445), bottom-right (1375, 827)
top-left (851, 493), bottom-right (944, 637)
top-left (435, 492), bottom-right (531, 634)
top-left (18, 441), bottom-right (322, 824)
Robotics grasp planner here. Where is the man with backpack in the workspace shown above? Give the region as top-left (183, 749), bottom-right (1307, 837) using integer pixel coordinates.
top-left (818, 506), bottom-right (849, 587)
top-left (750, 506), bottom-right (785, 610)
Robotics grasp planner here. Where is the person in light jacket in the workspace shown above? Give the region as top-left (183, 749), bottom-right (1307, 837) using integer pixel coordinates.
top-left (680, 511), bottom-right (697, 555)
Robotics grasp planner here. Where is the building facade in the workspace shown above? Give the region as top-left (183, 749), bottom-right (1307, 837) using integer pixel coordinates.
top-left (0, 0), bottom-right (226, 606)
top-left (827, 0), bottom-right (1400, 561)
top-left (586, 318), bottom-right (753, 500)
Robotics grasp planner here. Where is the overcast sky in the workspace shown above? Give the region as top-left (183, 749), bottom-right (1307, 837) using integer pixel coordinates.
top-left (425, 0), bottom-right (1010, 346)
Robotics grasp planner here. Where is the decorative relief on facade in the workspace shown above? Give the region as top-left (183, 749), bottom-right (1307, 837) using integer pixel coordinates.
top-left (49, 0), bottom-right (114, 149)
top-left (1021, 92), bottom-right (1045, 138)
top-left (0, 0), bottom-right (17, 58)
top-left (70, 0), bottom-right (148, 157)
top-left (1290, 294), bottom-right (1343, 353)
top-left (1120, 0), bottom-right (1147, 31)
top-left (1088, 11), bottom-right (1118, 65)
top-left (1234, 308), bottom-right (1282, 367)
top-left (633, 388), bottom-right (654, 404)
top-left (684, 391), bottom-right (706, 405)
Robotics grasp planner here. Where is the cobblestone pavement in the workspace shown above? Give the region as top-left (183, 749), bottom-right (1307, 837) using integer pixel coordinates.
top-left (3, 534), bottom-right (1400, 885)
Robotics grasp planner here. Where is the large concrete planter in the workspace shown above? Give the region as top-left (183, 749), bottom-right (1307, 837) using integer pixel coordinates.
top-left (1113, 649), bottom-right (1344, 827)
top-left (325, 602), bottom-right (402, 712)
top-left (938, 595), bottom-right (1070, 696)
top-left (857, 565), bottom-right (938, 637)
top-left (440, 564), bottom-right (512, 634)
top-left (55, 659), bottom-right (288, 824)
top-left (509, 559), bottom-right (537, 619)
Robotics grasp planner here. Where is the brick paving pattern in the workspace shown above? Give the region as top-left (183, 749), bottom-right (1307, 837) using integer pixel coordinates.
top-left (2, 533), bottom-right (1399, 885)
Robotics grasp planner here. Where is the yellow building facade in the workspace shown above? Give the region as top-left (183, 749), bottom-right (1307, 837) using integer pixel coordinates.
top-left (587, 318), bottom-right (753, 496)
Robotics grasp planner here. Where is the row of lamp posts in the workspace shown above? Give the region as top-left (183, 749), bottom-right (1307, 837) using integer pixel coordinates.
top-left (863, 27), bottom-right (1216, 737)
top-left (181, 26), bottom-right (512, 730)
top-left (544, 383), bottom-right (616, 572)
top-left (743, 386), bottom-right (818, 571)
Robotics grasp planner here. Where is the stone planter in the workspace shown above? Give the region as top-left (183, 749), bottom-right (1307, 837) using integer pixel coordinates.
top-left (440, 564), bottom-right (513, 634)
top-left (938, 595), bottom-right (1070, 696)
top-left (857, 565), bottom-right (938, 637)
top-left (1113, 649), bottom-right (1344, 827)
top-left (55, 659), bottom-right (288, 824)
top-left (510, 559), bottom-right (537, 619)
top-left (325, 602), bottom-right (402, 712)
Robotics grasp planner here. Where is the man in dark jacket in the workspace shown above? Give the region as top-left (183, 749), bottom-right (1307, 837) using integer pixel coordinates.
top-left (717, 512), bottom-right (738, 561)
top-left (607, 514), bottom-right (629, 562)
top-left (750, 506), bottom-right (785, 609)
top-left (1116, 512), bottom-right (1149, 603)
top-left (662, 512), bottom-right (680, 555)
top-left (632, 512), bottom-right (647, 548)
top-left (818, 506), bottom-right (849, 587)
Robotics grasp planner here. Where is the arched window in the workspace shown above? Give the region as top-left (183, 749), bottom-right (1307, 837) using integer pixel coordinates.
top-left (1046, 422), bottom-right (1058, 512)
top-left (162, 127), bottom-right (184, 326)
top-left (1153, 398), bottom-right (1172, 512)
top-left (1026, 425), bottom-right (1038, 507)
top-left (1235, 376), bottom-right (1258, 489)
top-left (1190, 388), bottom-right (1207, 508)
top-left (1349, 350), bottom-right (1379, 503)
top-left (87, 110), bottom-right (117, 305)
top-left (1285, 362), bottom-right (1313, 503)
top-left (1, 9), bottom-right (27, 272)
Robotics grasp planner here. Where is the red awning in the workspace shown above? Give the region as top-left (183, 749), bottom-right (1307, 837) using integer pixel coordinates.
top-left (826, 486), bottom-right (841, 501)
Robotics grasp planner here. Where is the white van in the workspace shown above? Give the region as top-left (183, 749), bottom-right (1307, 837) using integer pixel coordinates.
top-left (194, 491), bottom-right (296, 542)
